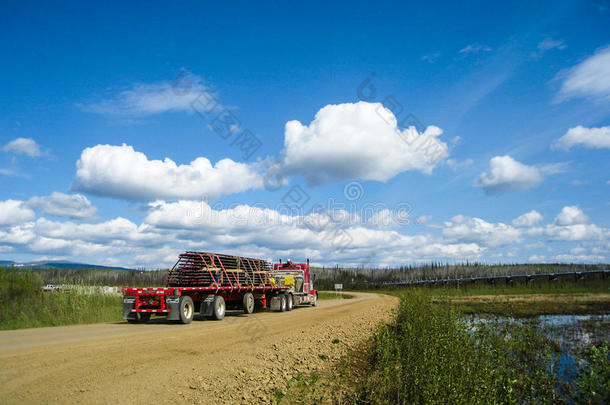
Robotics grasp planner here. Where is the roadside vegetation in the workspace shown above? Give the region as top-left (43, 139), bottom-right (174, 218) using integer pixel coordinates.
top-left (2, 266), bottom-right (169, 287)
top-left (279, 287), bottom-right (609, 405)
top-left (359, 291), bottom-right (608, 404)
top-left (0, 268), bottom-right (122, 330)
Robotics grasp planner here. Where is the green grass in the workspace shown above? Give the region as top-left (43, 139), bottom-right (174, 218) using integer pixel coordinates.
top-left (0, 268), bottom-right (122, 330)
top-left (317, 291), bottom-right (353, 300)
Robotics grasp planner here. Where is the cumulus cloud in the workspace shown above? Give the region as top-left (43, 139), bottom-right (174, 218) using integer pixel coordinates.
top-left (475, 155), bottom-right (545, 195)
top-left (2, 198), bottom-right (609, 266)
top-left (558, 46), bottom-right (610, 101)
top-left (141, 200), bottom-right (484, 263)
top-left (79, 73), bottom-right (217, 116)
top-left (2, 138), bottom-right (42, 157)
top-left (27, 192), bottom-right (97, 220)
top-left (553, 125), bottom-right (610, 150)
top-left (545, 224), bottom-right (605, 241)
top-left (71, 144), bottom-right (264, 200)
top-left (543, 206), bottom-right (605, 241)
top-left (0, 200), bottom-right (35, 226)
top-left (34, 217), bottom-right (163, 246)
top-left (554, 205), bottom-right (588, 225)
top-left (280, 102), bottom-right (448, 184)
top-left (442, 215), bottom-right (521, 248)
top-left (512, 210), bottom-right (543, 227)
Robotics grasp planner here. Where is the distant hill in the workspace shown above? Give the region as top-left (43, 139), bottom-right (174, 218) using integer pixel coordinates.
top-left (1, 260), bottom-right (133, 271)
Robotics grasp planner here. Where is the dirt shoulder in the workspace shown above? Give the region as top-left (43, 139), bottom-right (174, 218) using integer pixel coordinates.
top-left (0, 292), bottom-right (397, 404)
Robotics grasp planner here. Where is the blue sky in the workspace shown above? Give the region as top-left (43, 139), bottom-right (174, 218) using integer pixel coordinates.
top-left (1, 1), bottom-right (609, 267)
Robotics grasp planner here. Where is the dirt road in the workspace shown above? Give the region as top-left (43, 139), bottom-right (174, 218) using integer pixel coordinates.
top-left (0, 292), bottom-right (396, 404)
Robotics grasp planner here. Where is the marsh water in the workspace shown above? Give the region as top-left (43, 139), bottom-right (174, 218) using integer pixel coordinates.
top-left (466, 313), bottom-right (609, 381)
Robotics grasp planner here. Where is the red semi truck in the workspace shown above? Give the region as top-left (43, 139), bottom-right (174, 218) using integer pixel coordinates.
top-left (122, 251), bottom-right (317, 324)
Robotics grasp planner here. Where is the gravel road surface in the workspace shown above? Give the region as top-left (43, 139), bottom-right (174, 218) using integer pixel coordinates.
top-left (0, 292), bottom-right (396, 404)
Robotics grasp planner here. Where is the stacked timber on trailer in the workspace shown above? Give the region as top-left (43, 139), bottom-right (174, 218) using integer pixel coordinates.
top-left (165, 251), bottom-right (273, 287)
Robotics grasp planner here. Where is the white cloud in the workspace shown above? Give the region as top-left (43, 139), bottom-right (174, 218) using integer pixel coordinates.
top-left (142, 200), bottom-right (484, 264)
top-left (446, 158), bottom-right (474, 171)
top-left (558, 45), bottom-right (610, 101)
top-left (537, 38), bottom-right (566, 52)
top-left (442, 215), bottom-right (521, 248)
top-left (27, 192), bottom-right (97, 220)
top-left (475, 155), bottom-right (545, 195)
top-left (554, 205), bottom-right (588, 225)
top-left (2, 138), bottom-right (42, 157)
top-left (459, 43), bottom-right (492, 55)
top-left (512, 210), bottom-right (543, 228)
top-left (553, 125), bottom-right (610, 150)
top-left (532, 38), bottom-right (566, 58)
top-left (0, 222), bottom-right (36, 244)
top-left (71, 144), bottom-right (264, 200)
top-left (545, 224), bottom-right (605, 241)
top-left (80, 73), bottom-right (217, 116)
top-left (543, 206), bottom-right (606, 241)
top-left (280, 102), bottom-right (448, 184)
top-left (0, 200), bottom-right (35, 226)
top-left (34, 217), bottom-right (163, 246)
top-left (539, 161), bottom-right (570, 175)
top-left (3, 198), bottom-right (609, 266)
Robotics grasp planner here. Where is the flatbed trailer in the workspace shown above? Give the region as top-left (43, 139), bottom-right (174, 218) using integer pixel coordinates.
top-left (122, 252), bottom-right (317, 324)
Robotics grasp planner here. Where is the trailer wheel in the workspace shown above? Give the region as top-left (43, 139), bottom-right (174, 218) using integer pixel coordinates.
top-left (179, 296), bottom-right (194, 324)
top-left (279, 294), bottom-right (287, 312)
top-left (212, 296), bottom-right (225, 320)
top-left (242, 292), bottom-right (254, 314)
top-left (311, 293), bottom-right (318, 307)
top-left (286, 294), bottom-right (293, 311)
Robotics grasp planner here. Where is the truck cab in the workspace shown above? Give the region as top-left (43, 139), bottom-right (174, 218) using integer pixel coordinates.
top-left (270, 259), bottom-right (318, 307)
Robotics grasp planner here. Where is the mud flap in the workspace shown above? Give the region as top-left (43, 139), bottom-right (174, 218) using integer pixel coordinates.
top-left (199, 295), bottom-right (216, 317)
top-left (269, 295), bottom-right (281, 311)
top-left (123, 297), bottom-right (137, 321)
top-left (165, 296), bottom-right (181, 321)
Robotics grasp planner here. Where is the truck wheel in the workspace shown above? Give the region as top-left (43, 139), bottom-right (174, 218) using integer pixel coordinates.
top-left (311, 293), bottom-right (318, 307)
top-left (243, 292), bottom-right (254, 314)
top-left (286, 294), bottom-right (293, 311)
top-left (179, 296), bottom-right (194, 324)
top-left (279, 294), bottom-right (287, 312)
top-left (212, 296), bottom-right (225, 320)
